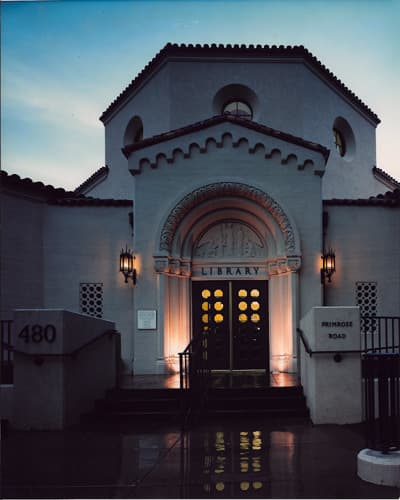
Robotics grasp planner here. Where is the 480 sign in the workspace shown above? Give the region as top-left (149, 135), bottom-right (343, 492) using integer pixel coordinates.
top-left (18, 324), bottom-right (57, 344)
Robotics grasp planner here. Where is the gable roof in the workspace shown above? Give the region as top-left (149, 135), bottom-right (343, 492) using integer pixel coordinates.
top-left (122, 114), bottom-right (330, 161)
top-left (100, 43), bottom-right (380, 125)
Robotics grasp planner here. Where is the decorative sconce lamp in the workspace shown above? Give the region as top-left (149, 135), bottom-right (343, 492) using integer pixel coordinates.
top-left (321, 248), bottom-right (336, 284)
top-left (120, 246), bottom-right (137, 284)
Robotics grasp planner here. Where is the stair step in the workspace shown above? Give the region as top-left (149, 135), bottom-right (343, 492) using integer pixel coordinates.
top-left (108, 388), bottom-right (181, 399)
top-left (207, 398), bottom-right (306, 410)
top-left (206, 407), bottom-right (310, 418)
top-left (95, 399), bottom-right (181, 412)
top-left (208, 387), bottom-right (303, 397)
top-left (82, 385), bottom-right (310, 426)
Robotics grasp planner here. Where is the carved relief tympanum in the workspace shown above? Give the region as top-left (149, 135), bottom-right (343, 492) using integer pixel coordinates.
top-left (194, 222), bottom-right (265, 259)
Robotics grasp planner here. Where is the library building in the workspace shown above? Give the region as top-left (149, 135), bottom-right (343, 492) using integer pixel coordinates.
top-left (1, 45), bottom-right (399, 455)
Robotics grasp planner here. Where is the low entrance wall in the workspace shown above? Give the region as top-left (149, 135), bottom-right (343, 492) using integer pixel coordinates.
top-left (300, 306), bottom-right (361, 424)
top-left (12, 309), bottom-right (119, 430)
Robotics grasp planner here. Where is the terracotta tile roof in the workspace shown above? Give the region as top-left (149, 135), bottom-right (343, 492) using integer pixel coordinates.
top-left (122, 114), bottom-right (330, 161)
top-left (48, 198), bottom-right (132, 207)
top-left (75, 166), bottom-right (109, 194)
top-left (372, 166), bottom-right (400, 189)
top-left (1, 170), bottom-right (132, 207)
top-left (101, 43), bottom-right (380, 124)
top-left (324, 188), bottom-right (400, 207)
top-left (1, 170), bottom-right (75, 198)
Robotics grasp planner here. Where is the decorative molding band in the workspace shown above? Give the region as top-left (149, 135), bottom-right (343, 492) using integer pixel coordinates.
top-left (159, 182), bottom-right (299, 256)
top-left (154, 256), bottom-right (192, 277)
top-left (130, 132), bottom-right (318, 174)
top-left (267, 256), bottom-right (302, 275)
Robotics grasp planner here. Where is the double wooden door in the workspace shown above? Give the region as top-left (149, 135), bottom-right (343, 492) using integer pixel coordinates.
top-left (192, 280), bottom-right (269, 371)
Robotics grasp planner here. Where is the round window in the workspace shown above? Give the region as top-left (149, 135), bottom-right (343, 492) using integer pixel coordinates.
top-left (223, 100), bottom-right (253, 119)
top-left (332, 117), bottom-right (355, 161)
top-left (333, 128), bottom-right (346, 157)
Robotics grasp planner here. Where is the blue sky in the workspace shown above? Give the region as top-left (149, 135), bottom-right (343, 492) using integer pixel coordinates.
top-left (2, 0), bottom-right (399, 190)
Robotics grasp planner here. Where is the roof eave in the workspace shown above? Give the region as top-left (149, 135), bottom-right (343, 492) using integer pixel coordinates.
top-left (122, 115), bottom-right (330, 162)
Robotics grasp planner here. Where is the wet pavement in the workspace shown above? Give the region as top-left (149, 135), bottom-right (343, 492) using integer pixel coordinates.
top-left (2, 416), bottom-right (399, 499)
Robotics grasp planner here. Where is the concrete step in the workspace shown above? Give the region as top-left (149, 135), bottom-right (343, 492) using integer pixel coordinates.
top-left (82, 385), bottom-right (309, 425)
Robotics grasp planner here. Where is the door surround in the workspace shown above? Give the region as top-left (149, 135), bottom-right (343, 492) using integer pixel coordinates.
top-left (152, 182), bottom-right (301, 374)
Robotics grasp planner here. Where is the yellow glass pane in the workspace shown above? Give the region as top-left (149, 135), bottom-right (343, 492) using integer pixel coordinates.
top-left (251, 301), bottom-right (260, 311)
top-left (214, 289), bottom-right (223, 298)
top-left (215, 482), bottom-right (225, 491)
top-left (214, 301), bottom-right (224, 311)
top-left (202, 326), bottom-right (209, 331)
top-left (238, 313), bottom-right (248, 323)
top-left (214, 313), bottom-right (224, 323)
top-left (240, 482), bottom-right (250, 491)
top-left (238, 289), bottom-right (248, 298)
top-left (238, 301), bottom-right (248, 311)
top-left (250, 289), bottom-right (260, 297)
top-left (201, 289), bottom-right (211, 299)
top-left (253, 481), bottom-right (263, 490)
top-left (202, 302), bottom-right (209, 311)
top-left (251, 313), bottom-right (260, 323)
top-left (202, 314), bottom-right (209, 324)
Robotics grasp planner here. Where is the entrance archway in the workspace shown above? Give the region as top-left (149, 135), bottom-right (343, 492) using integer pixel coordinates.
top-left (154, 182), bottom-right (301, 374)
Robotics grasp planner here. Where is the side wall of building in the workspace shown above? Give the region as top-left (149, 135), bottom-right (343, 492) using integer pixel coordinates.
top-left (43, 205), bottom-right (134, 370)
top-left (1, 191), bottom-right (45, 321)
top-left (324, 204), bottom-right (400, 316)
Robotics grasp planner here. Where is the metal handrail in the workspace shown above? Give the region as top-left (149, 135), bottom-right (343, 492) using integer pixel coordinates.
top-left (179, 330), bottom-right (210, 425)
top-left (297, 327), bottom-right (399, 357)
top-left (179, 331), bottom-right (207, 389)
top-left (361, 316), bottom-right (400, 354)
top-left (297, 328), bottom-right (361, 357)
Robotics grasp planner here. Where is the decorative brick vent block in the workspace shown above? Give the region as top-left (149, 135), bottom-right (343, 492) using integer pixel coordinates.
top-left (356, 281), bottom-right (378, 317)
top-left (80, 283), bottom-right (103, 318)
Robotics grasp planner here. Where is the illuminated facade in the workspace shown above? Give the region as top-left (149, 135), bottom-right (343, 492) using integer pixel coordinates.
top-left (1, 44), bottom-right (399, 378)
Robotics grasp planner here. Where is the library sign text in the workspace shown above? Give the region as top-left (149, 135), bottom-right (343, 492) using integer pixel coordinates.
top-left (200, 266), bottom-right (261, 277)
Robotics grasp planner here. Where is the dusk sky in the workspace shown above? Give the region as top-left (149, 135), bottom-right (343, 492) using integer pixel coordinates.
top-left (2, 0), bottom-right (399, 190)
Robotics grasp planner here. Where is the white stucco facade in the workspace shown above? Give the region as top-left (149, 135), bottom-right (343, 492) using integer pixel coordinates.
top-left (1, 44), bottom-right (399, 380)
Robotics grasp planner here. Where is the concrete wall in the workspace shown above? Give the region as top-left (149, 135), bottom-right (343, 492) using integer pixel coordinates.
top-left (43, 205), bottom-right (134, 371)
top-left (0, 192), bottom-right (45, 322)
top-left (324, 204), bottom-right (400, 316)
top-left (12, 309), bottom-right (118, 429)
top-left (300, 306), bottom-right (362, 424)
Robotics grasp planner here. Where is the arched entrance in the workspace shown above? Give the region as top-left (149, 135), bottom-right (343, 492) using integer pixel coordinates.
top-left (154, 182), bottom-right (301, 374)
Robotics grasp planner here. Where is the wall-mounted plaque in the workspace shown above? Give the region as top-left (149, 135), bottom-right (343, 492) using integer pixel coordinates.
top-left (137, 309), bottom-right (157, 330)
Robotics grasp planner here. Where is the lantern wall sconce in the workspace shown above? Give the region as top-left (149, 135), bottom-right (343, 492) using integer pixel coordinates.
top-left (120, 246), bottom-right (137, 284)
top-left (321, 248), bottom-right (336, 284)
